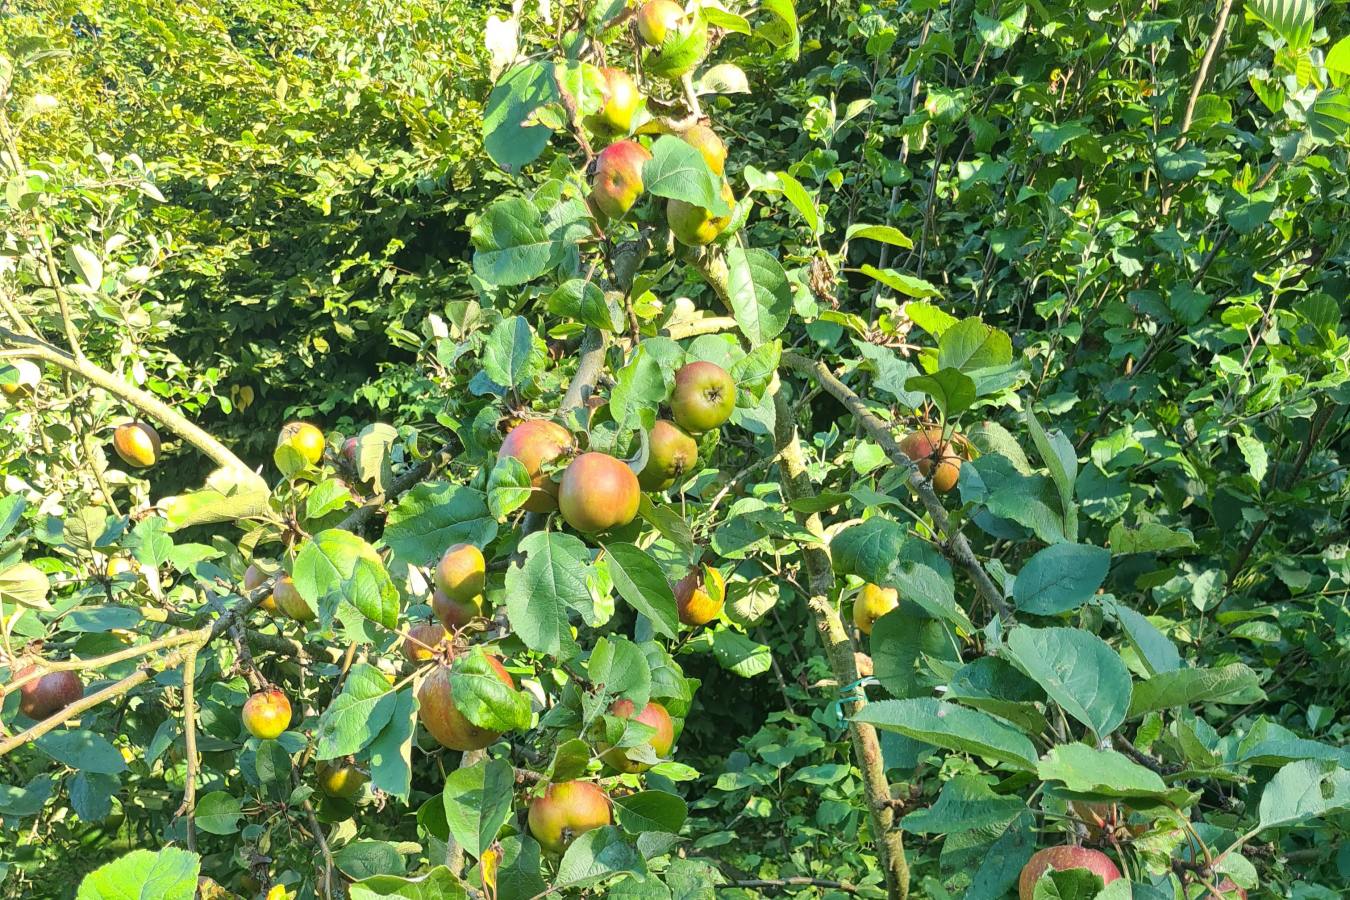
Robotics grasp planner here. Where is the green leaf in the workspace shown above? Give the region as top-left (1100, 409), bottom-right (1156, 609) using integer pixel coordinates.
top-left (306, 478), bottom-right (353, 521)
top-left (548, 279), bottom-right (624, 332)
top-left (0, 775), bottom-right (55, 817)
top-left (775, 170), bottom-right (819, 234)
top-left (505, 531), bottom-right (590, 659)
top-left (487, 455), bottom-right (533, 520)
top-left (1004, 627), bottom-right (1132, 738)
top-left (1037, 744), bottom-right (1172, 800)
top-left (483, 62), bottom-right (557, 170)
top-left (471, 197), bottom-right (553, 287)
top-left (35, 730), bottom-right (127, 775)
top-left (1025, 409), bottom-right (1077, 541)
top-left (608, 345), bottom-right (666, 444)
top-left (644, 135), bottom-right (728, 214)
top-left (728, 341), bottom-right (780, 407)
top-left (384, 484), bottom-right (497, 567)
top-left (1246, 0), bottom-right (1315, 49)
top-left (966, 811), bottom-right (1036, 900)
top-left (708, 630), bottom-right (773, 678)
top-left (860, 265), bottom-right (942, 298)
top-left (349, 867), bottom-right (469, 900)
top-left (589, 636), bottom-right (652, 708)
top-left (335, 841), bottom-right (407, 881)
top-left (294, 529), bottom-right (399, 629)
top-left (937, 318), bottom-right (1012, 373)
top-left (899, 773), bottom-right (1023, 834)
top-left (76, 848), bottom-right (200, 900)
top-left (1156, 146), bottom-right (1206, 181)
top-left (905, 368), bottom-right (976, 417)
top-left (758, 0), bottom-right (801, 59)
top-left (1012, 543), bottom-right (1111, 615)
top-left (613, 791), bottom-right (688, 834)
top-left (483, 316), bottom-right (546, 390)
top-left (193, 791), bottom-right (243, 835)
top-left (1106, 522), bottom-right (1196, 555)
top-left (556, 826), bottom-right (646, 887)
top-left (1257, 760), bottom-right (1350, 829)
top-left (68, 244), bottom-right (103, 291)
top-left (1032, 867), bottom-right (1110, 900)
top-left (368, 690), bottom-right (417, 802)
top-left (69, 772), bottom-right (116, 822)
top-left (451, 647), bottom-right (531, 732)
top-left (845, 223), bottom-right (913, 249)
top-left (725, 247), bottom-right (792, 345)
top-left (1100, 597), bottom-right (1181, 676)
top-left (315, 663), bottom-right (398, 759)
top-left (1328, 35), bottom-right (1350, 87)
top-left (1128, 664), bottom-right (1264, 717)
top-left (604, 542), bottom-right (679, 639)
top-left (0, 562), bottom-right (51, 610)
top-left (853, 698), bottom-right (1039, 771)
top-left (442, 757), bottom-right (514, 860)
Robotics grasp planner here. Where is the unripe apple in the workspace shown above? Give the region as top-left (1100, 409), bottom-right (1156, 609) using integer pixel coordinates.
top-left (277, 422), bottom-right (325, 467)
top-left (113, 422), bottom-right (161, 468)
top-left (674, 565), bottom-right (724, 626)
top-left (243, 562), bottom-right (277, 612)
top-left (435, 543), bottom-right (485, 602)
top-left (499, 420), bottom-right (575, 513)
top-left (242, 688), bottom-right (292, 740)
top-left (638, 419), bottom-right (698, 490)
top-left (899, 427), bottom-right (963, 493)
top-left (417, 656), bottom-right (514, 751)
top-left (670, 361), bottom-right (736, 433)
top-left (432, 588), bottom-right (483, 630)
top-left (853, 584), bottom-right (898, 636)
top-left (1018, 847), bottom-right (1121, 900)
top-left (527, 781), bottom-right (612, 855)
top-left (591, 140), bottom-right (652, 220)
top-left (682, 124), bottom-right (727, 176)
top-left (16, 666), bottom-right (83, 719)
top-left (667, 180), bottom-right (735, 246)
top-left (558, 452), bottom-right (640, 533)
top-left (598, 699), bottom-right (675, 773)
top-left (403, 622), bottom-right (447, 662)
top-left (636, 0), bottom-right (683, 45)
top-left (316, 761), bottom-right (368, 799)
top-left (272, 575), bottom-right (316, 622)
top-left (106, 557), bottom-right (135, 578)
top-left (0, 359), bottom-right (40, 397)
top-left (584, 67), bottom-right (640, 137)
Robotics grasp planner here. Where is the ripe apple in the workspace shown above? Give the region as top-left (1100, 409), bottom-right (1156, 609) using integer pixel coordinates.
top-left (558, 452), bottom-right (641, 533)
top-left (853, 583), bottom-right (899, 636)
top-left (638, 419), bottom-right (698, 490)
top-left (667, 180), bottom-right (735, 246)
top-left (584, 67), bottom-right (640, 137)
top-left (670, 361), bottom-right (736, 433)
top-left (432, 587), bottom-right (483, 630)
top-left (527, 780), bottom-right (612, 855)
top-left (635, 0), bottom-right (682, 45)
top-left (674, 565), bottom-right (724, 626)
top-left (403, 622), bottom-right (446, 662)
top-left (277, 422), bottom-right (326, 467)
top-left (591, 140), bottom-right (652, 220)
top-left (435, 543), bottom-right (485, 602)
top-left (16, 666), bottom-right (83, 719)
top-left (682, 124), bottom-right (727, 175)
top-left (417, 656), bottom-right (514, 751)
top-left (1018, 846), bottom-right (1121, 900)
top-left (113, 422), bottom-right (161, 468)
top-left (242, 688), bottom-right (292, 740)
top-left (499, 420), bottom-right (575, 513)
top-left (598, 699), bottom-right (675, 773)
top-left (272, 575), bottom-right (316, 622)
top-left (316, 761), bottom-right (368, 799)
top-left (899, 427), bottom-right (963, 493)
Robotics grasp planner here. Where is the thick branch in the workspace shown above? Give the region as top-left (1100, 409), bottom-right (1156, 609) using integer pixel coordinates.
top-left (0, 327), bottom-right (247, 472)
top-left (561, 327), bottom-right (607, 413)
top-left (781, 351), bottom-right (1011, 624)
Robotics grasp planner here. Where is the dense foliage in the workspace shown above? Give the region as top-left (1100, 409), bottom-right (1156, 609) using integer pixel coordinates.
top-left (1, 0), bottom-right (1348, 899)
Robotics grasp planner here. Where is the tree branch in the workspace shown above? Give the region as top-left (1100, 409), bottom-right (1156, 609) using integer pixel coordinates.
top-left (1162, 0), bottom-right (1236, 215)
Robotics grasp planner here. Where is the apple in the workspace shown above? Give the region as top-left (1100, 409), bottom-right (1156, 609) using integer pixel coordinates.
top-left (527, 781), bottom-right (612, 855)
top-left (637, 419), bottom-right (698, 490)
top-left (499, 420), bottom-right (575, 513)
top-left (242, 688), bottom-right (292, 740)
top-left (113, 422), bottom-right (161, 468)
top-left (667, 180), bottom-right (735, 246)
top-left (435, 543), bottom-right (485, 602)
top-left (591, 140), bottom-right (652, 220)
top-left (853, 584), bottom-right (898, 636)
top-left (899, 427), bottom-right (963, 493)
top-left (670, 361), bottom-right (735, 433)
top-left (272, 575), bottom-right (316, 622)
top-left (635, 0), bottom-right (682, 45)
top-left (674, 565), bottom-right (724, 626)
top-left (403, 622), bottom-right (447, 662)
top-left (16, 667), bottom-right (83, 719)
top-left (682, 124), bottom-right (726, 175)
top-left (598, 699), bottom-right (675, 773)
top-left (431, 587), bottom-right (483, 630)
top-left (277, 422), bottom-right (325, 467)
top-left (417, 656), bottom-right (514, 751)
top-left (1018, 846), bottom-right (1121, 900)
top-left (0, 359), bottom-right (40, 397)
top-left (558, 452), bottom-right (641, 533)
top-left (584, 67), bottom-right (640, 136)
top-left (316, 761), bottom-right (368, 799)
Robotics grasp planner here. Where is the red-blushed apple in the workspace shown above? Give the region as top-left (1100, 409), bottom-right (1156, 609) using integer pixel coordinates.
top-left (638, 419), bottom-right (698, 490)
top-left (113, 422), bottom-right (161, 468)
top-left (499, 420), bottom-right (575, 513)
top-left (899, 427), bottom-right (964, 493)
top-left (1018, 846), bottom-right (1121, 900)
top-left (272, 575), bottom-right (316, 622)
top-left (674, 565), bottom-right (725, 626)
top-left (242, 688), bottom-right (292, 740)
top-left (591, 140), bottom-right (652, 220)
top-left (635, 0), bottom-right (682, 45)
top-left (417, 656), bottom-right (514, 751)
top-left (598, 699), bottom-right (675, 773)
top-left (435, 543), bottom-right (485, 602)
top-left (527, 780), bottom-right (612, 855)
top-left (431, 588), bottom-right (483, 630)
top-left (16, 667), bottom-right (83, 720)
top-left (585, 67), bottom-right (640, 136)
top-left (402, 622), bottom-right (446, 662)
top-left (558, 452), bottom-right (640, 533)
